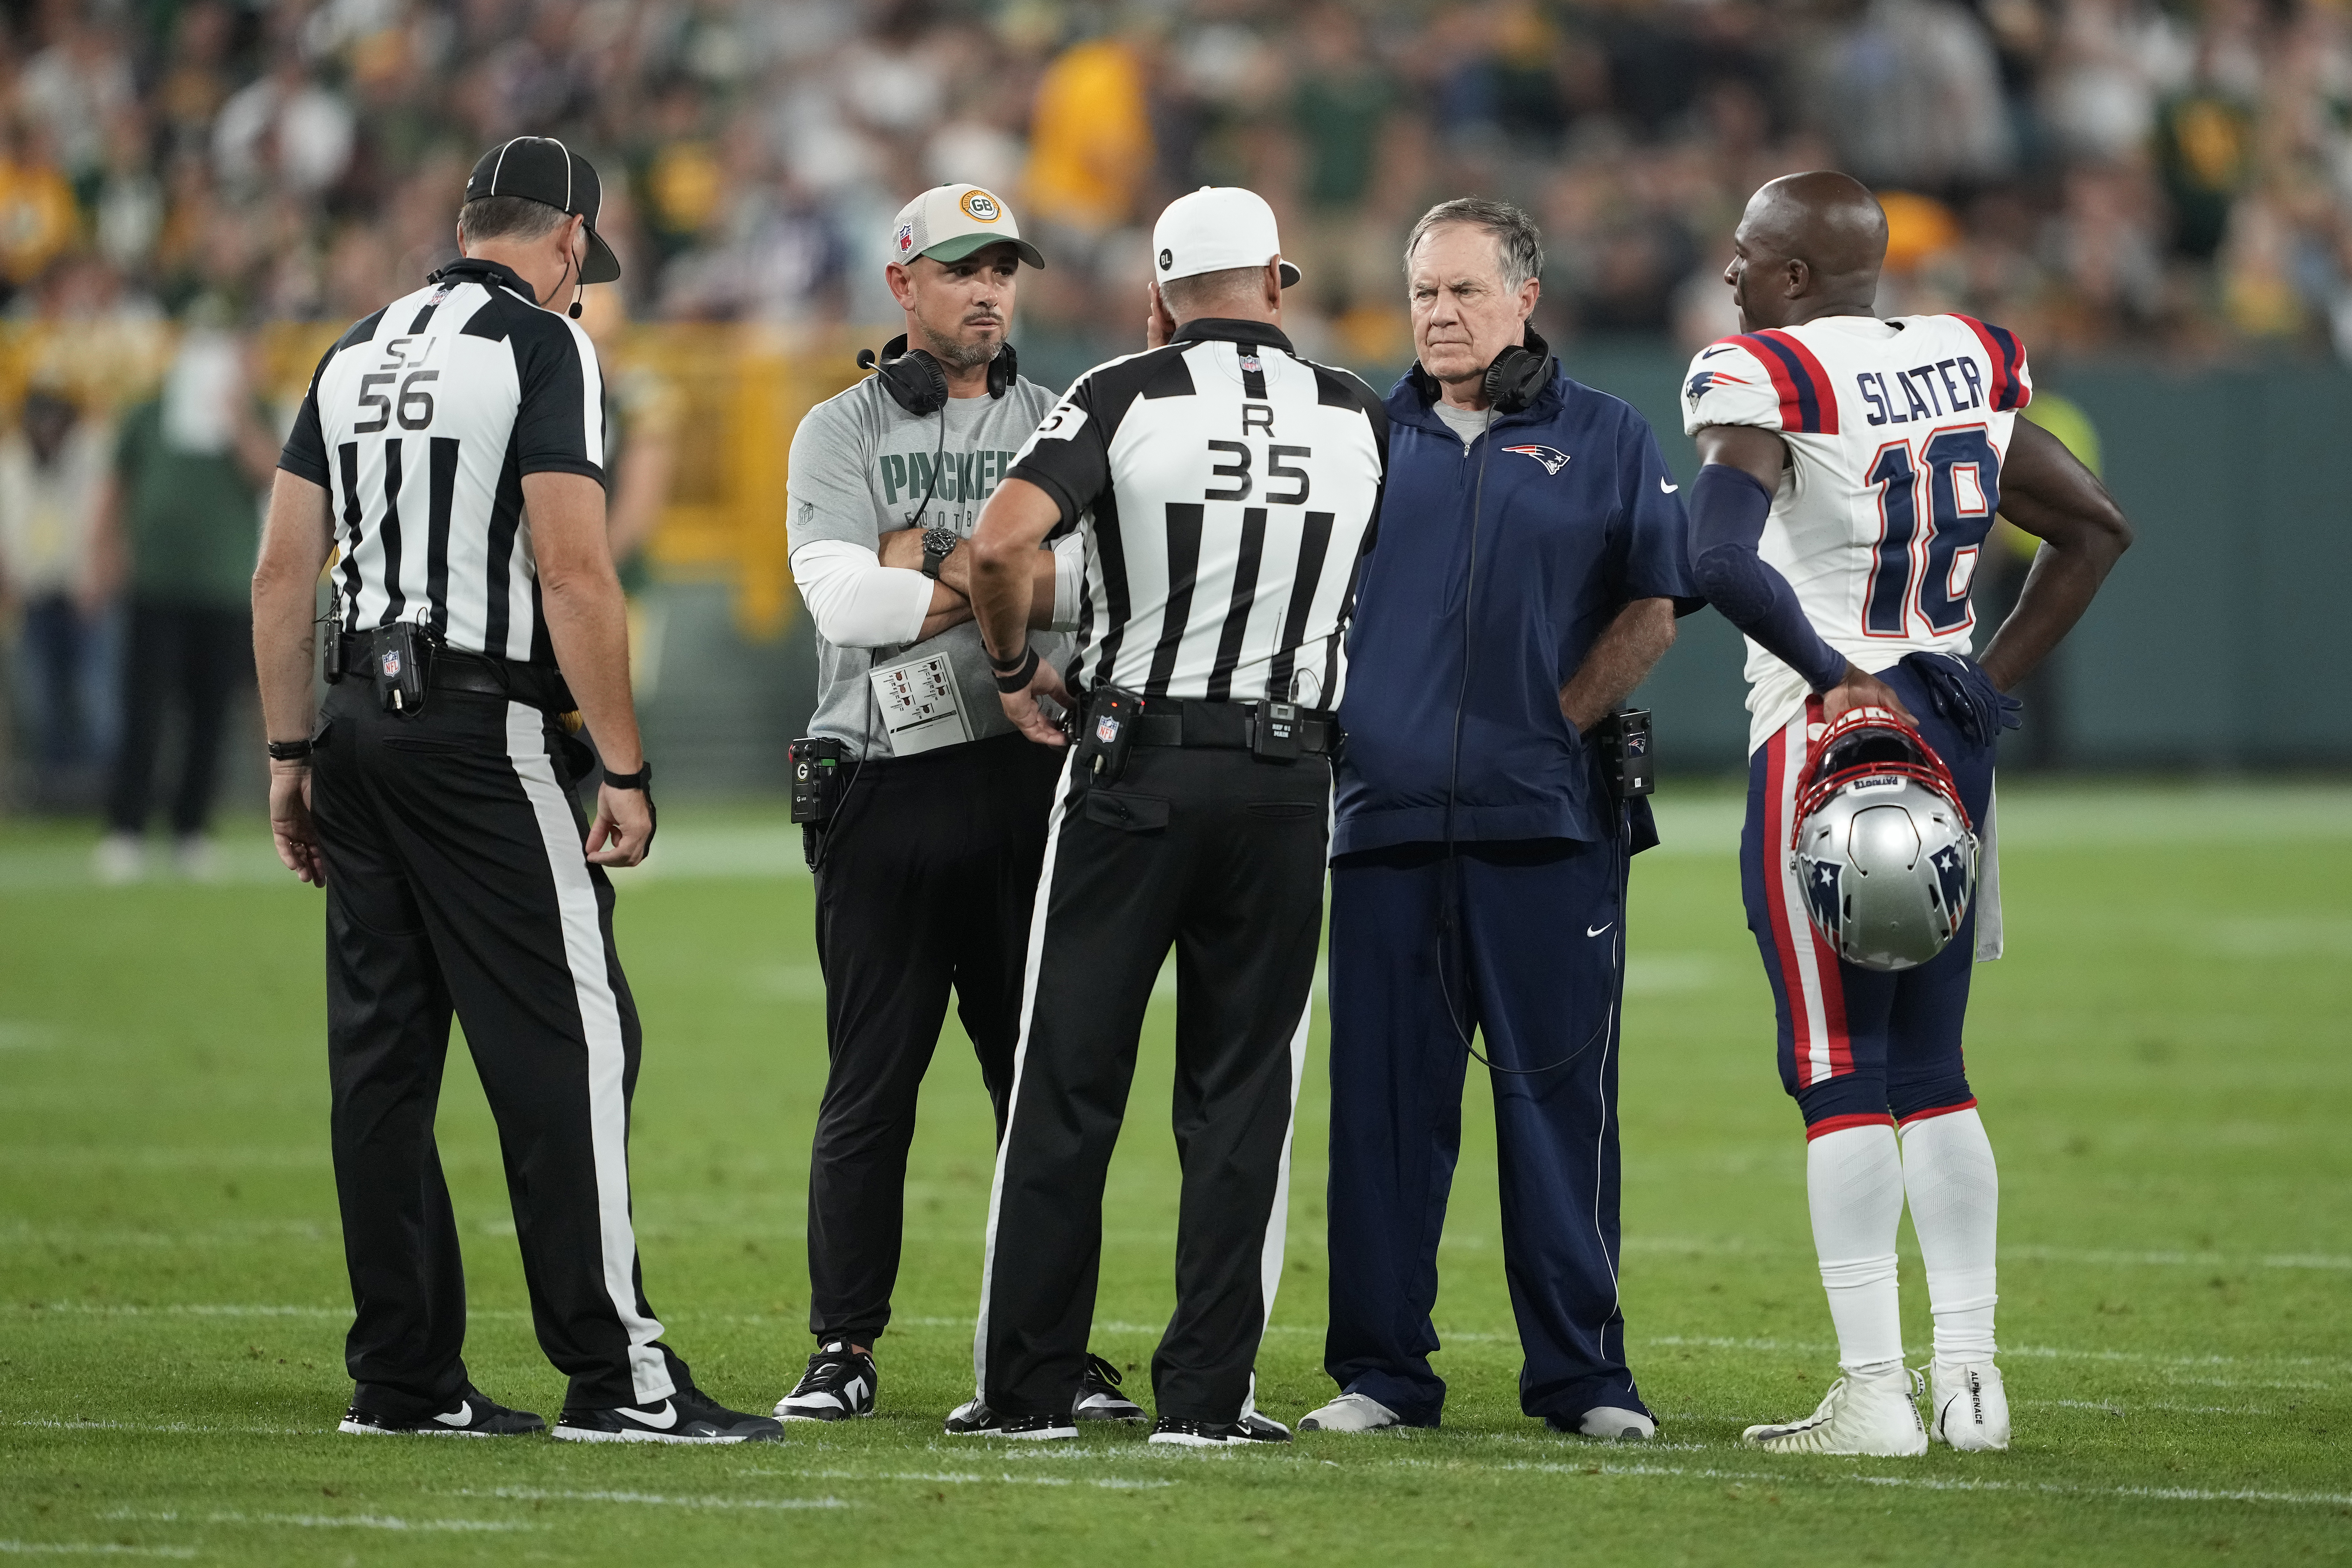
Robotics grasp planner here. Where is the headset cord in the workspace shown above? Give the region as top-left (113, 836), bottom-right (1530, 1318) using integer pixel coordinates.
top-left (1433, 414), bottom-right (1629, 1078)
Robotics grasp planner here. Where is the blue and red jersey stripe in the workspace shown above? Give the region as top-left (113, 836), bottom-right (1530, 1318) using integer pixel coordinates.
top-left (1723, 331), bottom-right (1841, 435)
top-left (1953, 315), bottom-right (2031, 411)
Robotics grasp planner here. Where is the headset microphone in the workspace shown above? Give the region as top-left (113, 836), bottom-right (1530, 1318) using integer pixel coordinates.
top-left (857, 348), bottom-right (879, 371)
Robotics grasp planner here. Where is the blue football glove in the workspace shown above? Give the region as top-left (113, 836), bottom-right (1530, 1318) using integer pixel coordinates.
top-left (1903, 651), bottom-right (2022, 750)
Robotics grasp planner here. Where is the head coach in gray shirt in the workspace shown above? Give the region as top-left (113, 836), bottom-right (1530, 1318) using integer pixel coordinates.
top-left (770, 184), bottom-right (1137, 1428)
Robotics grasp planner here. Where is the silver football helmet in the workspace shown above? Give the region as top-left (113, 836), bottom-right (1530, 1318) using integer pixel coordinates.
top-left (1789, 706), bottom-right (1979, 972)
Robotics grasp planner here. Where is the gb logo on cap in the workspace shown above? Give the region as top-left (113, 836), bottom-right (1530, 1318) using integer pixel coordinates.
top-left (961, 190), bottom-right (1001, 222)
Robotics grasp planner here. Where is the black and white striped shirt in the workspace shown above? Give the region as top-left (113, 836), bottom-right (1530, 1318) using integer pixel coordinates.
top-left (1006, 318), bottom-right (1387, 710)
top-left (278, 258), bottom-right (605, 664)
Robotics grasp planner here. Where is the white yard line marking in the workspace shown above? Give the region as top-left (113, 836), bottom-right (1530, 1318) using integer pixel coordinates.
top-left (1364, 1456), bottom-right (2352, 1510)
top-left (2031, 1399), bottom-right (2267, 1416)
top-left (100, 1512), bottom-right (533, 1533)
top-left (445, 1488), bottom-right (847, 1511)
top-left (0, 1547), bottom-right (198, 1560)
top-left (9, 1420), bottom-right (310, 1437)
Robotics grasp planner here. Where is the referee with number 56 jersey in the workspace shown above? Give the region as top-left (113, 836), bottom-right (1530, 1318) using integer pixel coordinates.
top-left (250, 137), bottom-right (778, 1445)
top-left (950, 186), bottom-right (1386, 1447)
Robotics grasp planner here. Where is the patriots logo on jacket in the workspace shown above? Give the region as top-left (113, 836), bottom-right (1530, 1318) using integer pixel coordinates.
top-left (1501, 444), bottom-right (1572, 476)
top-left (1685, 369), bottom-right (1748, 405)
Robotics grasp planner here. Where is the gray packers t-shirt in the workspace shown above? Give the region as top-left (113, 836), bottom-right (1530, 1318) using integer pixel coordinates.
top-left (787, 371), bottom-right (1068, 758)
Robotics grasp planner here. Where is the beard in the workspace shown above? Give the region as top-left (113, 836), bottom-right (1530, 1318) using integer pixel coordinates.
top-left (918, 319), bottom-right (1004, 372)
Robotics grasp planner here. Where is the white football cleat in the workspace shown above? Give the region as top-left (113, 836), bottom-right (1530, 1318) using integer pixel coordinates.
top-left (1927, 1358), bottom-right (2010, 1451)
top-left (1570, 1405), bottom-right (1655, 1440)
top-left (1741, 1367), bottom-right (1927, 1456)
top-left (1297, 1392), bottom-right (1403, 1432)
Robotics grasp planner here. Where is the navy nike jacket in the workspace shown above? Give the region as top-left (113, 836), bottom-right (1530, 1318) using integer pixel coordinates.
top-left (1332, 358), bottom-right (1702, 856)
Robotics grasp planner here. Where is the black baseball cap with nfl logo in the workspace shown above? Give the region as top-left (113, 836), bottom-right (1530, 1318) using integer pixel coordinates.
top-left (464, 137), bottom-right (621, 284)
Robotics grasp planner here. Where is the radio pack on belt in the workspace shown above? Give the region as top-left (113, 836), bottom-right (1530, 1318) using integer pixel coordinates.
top-left (1595, 707), bottom-right (1654, 799)
top-left (370, 623), bottom-right (432, 714)
top-left (1075, 685), bottom-right (1144, 784)
top-left (789, 736), bottom-right (850, 824)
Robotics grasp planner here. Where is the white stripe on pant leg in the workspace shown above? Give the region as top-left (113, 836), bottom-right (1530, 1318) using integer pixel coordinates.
top-left (505, 703), bottom-right (671, 1405)
top-left (971, 746), bottom-right (1080, 1400)
top-left (1238, 982), bottom-right (1313, 1425)
top-left (1773, 711), bottom-right (1833, 1087)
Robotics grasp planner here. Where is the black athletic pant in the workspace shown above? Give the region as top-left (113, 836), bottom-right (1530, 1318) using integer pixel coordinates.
top-left (105, 598), bottom-right (250, 837)
top-left (806, 731), bottom-right (1063, 1344)
top-left (978, 742), bottom-right (1328, 1423)
top-left (312, 678), bottom-right (690, 1417)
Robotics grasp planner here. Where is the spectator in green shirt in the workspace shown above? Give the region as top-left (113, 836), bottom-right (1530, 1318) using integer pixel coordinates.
top-left (1288, 6), bottom-right (1410, 319)
top-left (87, 330), bottom-right (276, 881)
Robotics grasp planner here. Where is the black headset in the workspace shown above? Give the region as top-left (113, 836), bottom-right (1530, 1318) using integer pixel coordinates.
top-left (857, 334), bottom-right (1018, 414)
top-left (1408, 326), bottom-right (1557, 414)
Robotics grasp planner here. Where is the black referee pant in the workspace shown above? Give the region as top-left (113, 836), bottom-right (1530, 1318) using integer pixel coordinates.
top-left (805, 731), bottom-right (1063, 1345)
top-left (976, 737), bottom-right (1328, 1424)
top-left (312, 678), bottom-right (690, 1417)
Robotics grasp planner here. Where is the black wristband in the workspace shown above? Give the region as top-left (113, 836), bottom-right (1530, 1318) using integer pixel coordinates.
top-left (993, 646), bottom-right (1040, 693)
top-left (986, 642), bottom-right (1031, 672)
top-left (266, 738), bottom-right (313, 762)
top-left (602, 762), bottom-right (653, 792)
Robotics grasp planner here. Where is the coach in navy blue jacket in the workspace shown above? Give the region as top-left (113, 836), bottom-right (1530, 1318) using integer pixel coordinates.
top-left (1306, 200), bottom-right (1700, 1441)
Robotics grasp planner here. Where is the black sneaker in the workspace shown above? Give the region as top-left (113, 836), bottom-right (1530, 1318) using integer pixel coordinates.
top-left (1146, 1412), bottom-right (1292, 1447)
top-left (338, 1384), bottom-right (544, 1438)
top-left (1072, 1353), bottom-right (1146, 1423)
top-left (774, 1341), bottom-right (877, 1422)
top-left (552, 1385), bottom-right (785, 1444)
top-left (942, 1398), bottom-right (1076, 1440)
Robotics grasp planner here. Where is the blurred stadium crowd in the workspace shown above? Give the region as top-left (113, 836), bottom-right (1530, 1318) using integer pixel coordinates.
top-left (3, 0), bottom-right (2352, 359)
top-left (2, 0), bottom-right (2349, 831)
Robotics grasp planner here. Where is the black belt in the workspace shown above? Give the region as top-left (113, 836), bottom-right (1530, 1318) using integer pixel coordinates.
top-left (1129, 697), bottom-right (1337, 756)
top-left (335, 632), bottom-right (575, 712)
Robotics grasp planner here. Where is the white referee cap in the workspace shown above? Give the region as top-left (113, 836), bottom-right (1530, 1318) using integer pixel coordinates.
top-left (1153, 187), bottom-right (1301, 289)
top-left (889, 184), bottom-right (1045, 269)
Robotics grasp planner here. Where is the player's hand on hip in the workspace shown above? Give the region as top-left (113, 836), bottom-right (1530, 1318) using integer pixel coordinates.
top-left (1821, 662), bottom-right (1917, 728)
top-left (1000, 657), bottom-right (1072, 748)
top-left (269, 763), bottom-right (327, 886)
top-left (586, 781), bottom-right (655, 866)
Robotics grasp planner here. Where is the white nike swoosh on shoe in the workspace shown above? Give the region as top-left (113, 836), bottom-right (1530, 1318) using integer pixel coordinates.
top-left (1587, 922), bottom-right (1613, 937)
top-left (432, 1402), bottom-right (474, 1427)
top-left (618, 1401), bottom-right (679, 1430)
top-left (1659, 477), bottom-right (1678, 493)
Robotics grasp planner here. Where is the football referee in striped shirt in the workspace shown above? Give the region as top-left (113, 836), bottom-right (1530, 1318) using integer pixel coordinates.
top-left (945, 187), bottom-right (1387, 1447)
top-left (251, 138), bottom-right (778, 1444)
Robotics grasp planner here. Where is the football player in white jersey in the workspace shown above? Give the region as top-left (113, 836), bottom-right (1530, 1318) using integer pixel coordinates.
top-left (1681, 173), bottom-right (2131, 1455)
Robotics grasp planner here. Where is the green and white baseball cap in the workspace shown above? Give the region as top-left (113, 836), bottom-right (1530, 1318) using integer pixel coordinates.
top-left (889, 184), bottom-right (1045, 269)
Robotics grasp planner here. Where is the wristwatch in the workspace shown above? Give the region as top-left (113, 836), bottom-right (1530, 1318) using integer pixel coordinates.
top-left (920, 526), bottom-right (959, 580)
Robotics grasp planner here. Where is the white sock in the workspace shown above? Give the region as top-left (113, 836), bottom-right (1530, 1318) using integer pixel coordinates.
top-left (1806, 1121), bottom-right (1907, 1376)
top-left (1901, 1106), bottom-right (1999, 1363)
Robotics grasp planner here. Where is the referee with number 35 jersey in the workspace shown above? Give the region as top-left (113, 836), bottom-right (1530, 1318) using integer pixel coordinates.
top-left (948, 187), bottom-right (1386, 1446)
top-left (251, 137), bottom-right (778, 1444)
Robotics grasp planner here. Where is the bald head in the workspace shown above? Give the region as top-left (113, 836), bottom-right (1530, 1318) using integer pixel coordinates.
top-left (1722, 171), bottom-right (1887, 331)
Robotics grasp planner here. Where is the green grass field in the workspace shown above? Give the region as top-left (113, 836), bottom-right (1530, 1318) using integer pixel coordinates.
top-left (3, 782), bottom-right (2349, 1565)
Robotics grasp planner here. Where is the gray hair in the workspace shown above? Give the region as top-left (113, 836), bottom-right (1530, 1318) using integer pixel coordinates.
top-left (1404, 198), bottom-right (1544, 291)
top-left (1160, 264), bottom-right (1266, 321)
top-left (458, 194), bottom-right (569, 245)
